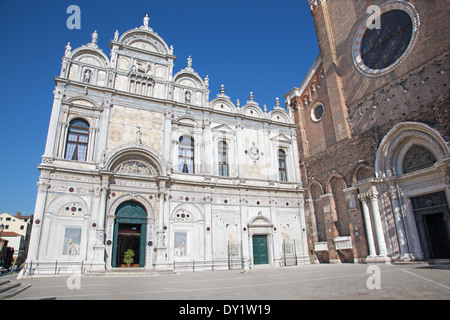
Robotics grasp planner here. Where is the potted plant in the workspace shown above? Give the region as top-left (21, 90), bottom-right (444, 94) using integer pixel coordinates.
top-left (123, 249), bottom-right (135, 267)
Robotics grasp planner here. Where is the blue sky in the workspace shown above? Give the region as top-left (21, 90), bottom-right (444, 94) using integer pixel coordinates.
top-left (0, 0), bottom-right (319, 216)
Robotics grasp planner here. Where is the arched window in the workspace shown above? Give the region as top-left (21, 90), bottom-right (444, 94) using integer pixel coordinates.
top-left (278, 149), bottom-right (287, 182)
top-left (64, 119), bottom-right (89, 162)
top-left (218, 140), bottom-right (228, 177)
top-left (403, 144), bottom-right (436, 174)
top-left (178, 135), bottom-right (195, 173)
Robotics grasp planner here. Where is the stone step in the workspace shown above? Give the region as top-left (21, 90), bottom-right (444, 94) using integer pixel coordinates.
top-left (84, 268), bottom-right (176, 277)
top-left (0, 279), bottom-right (31, 300)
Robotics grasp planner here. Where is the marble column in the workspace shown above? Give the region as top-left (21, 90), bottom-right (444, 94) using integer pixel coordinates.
top-left (26, 181), bottom-right (50, 262)
top-left (368, 188), bottom-right (388, 257)
top-left (358, 194), bottom-right (377, 258)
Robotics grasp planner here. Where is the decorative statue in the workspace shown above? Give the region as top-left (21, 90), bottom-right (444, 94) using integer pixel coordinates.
top-left (83, 69), bottom-right (91, 83)
top-left (185, 91), bottom-right (191, 104)
top-left (92, 30), bottom-right (98, 45)
top-left (187, 55), bottom-right (192, 68)
top-left (136, 126), bottom-right (142, 146)
top-left (65, 42), bottom-right (72, 57)
top-left (143, 14), bottom-right (149, 28)
top-left (114, 30), bottom-right (119, 41)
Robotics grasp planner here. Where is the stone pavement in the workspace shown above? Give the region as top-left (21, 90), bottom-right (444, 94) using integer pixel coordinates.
top-left (5, 263), bottom-right (450, 301)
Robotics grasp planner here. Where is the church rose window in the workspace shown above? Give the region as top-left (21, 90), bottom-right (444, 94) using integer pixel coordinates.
top-left (352, 1), bottom-right (420, 77)
top-left (64, 119), bottom-right (89, 161)
top-left (361, 10), bottom-right (412, 70)
top-left (311, 103), bottom-right (324, 122)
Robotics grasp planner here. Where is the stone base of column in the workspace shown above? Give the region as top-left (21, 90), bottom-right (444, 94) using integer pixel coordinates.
top-left (365, 255), bottom-right (392, 264)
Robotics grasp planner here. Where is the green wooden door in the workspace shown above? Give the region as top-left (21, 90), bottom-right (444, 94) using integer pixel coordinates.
top-left (253, 235), bottom-right (269, 265)
top-left (112, 201), bottom-right (147, 267)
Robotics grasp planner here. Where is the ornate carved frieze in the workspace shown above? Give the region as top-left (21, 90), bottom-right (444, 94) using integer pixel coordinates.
top-left (114, 160), bottom-right (157, 177)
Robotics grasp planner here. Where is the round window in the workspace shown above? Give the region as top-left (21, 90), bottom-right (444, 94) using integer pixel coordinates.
top-left (352, 1), bottom-right (420, 77)
top-left (311, 103), bottom-right (325, 122)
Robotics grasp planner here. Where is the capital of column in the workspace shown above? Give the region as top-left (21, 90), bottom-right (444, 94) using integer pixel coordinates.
top-left (368, 190), bottom-right (379, 201)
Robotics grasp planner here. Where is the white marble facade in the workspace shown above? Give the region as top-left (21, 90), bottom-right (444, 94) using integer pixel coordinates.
top-left (25, 16), bottom-right (309, 274)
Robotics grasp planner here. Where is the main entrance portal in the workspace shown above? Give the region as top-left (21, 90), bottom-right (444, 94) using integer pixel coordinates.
top-left (112, 201), bottom-right (147, 267)
top-left (412, 192), bottom-right (450, 259)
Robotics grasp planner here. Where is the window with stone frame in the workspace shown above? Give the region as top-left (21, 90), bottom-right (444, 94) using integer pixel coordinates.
top-left (178, 135), bottom-right (195, 174)
top-left (64, 119), bottom-right (90, 162)
top-left (218, 140), bottom-right (229, 177)
top-left (278, 149), bottom-right (288, 182)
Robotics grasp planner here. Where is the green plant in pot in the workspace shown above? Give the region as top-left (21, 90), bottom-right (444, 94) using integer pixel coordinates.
top-left (123, 249), bottom-right (135, 267)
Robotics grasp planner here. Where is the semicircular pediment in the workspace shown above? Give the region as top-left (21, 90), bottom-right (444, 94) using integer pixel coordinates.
top-left (119, 30), bottom-right (169, 55)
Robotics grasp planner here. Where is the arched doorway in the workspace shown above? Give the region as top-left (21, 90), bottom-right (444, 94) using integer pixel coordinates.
top-left (112, 201), bottom-right (147, 267)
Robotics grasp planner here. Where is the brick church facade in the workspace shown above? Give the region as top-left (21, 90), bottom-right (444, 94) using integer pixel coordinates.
top-left (285, 0), bottom-right (449, 263)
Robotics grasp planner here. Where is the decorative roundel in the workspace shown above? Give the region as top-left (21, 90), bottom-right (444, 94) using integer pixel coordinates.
top-left (248, 146), bottom-right (260, 160)
top-left (311, 103), bottom-right (325, 122)
top-left (352, 1), bottom-right (420, 77)
top-left (174, 209), bottom-right (193, 222)
top-left (60, 203), bottom-right (84, 216)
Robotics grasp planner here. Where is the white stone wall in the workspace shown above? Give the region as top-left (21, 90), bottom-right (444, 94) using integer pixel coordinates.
top-left (25, 16), bottom-right (309, 275)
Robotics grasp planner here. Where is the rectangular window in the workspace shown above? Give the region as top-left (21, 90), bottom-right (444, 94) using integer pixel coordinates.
top-left (218, 141), bottom-right (228, 177)
top-left (278, 149), bottom-right (287, 182)
top-left (178, 136), bottom-right (195, 174)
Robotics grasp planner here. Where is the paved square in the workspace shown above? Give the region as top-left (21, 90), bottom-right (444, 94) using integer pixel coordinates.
top-left (6, 263), bottom-right (450, 300)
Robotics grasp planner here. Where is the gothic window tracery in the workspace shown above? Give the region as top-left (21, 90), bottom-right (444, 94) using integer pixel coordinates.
top-left (361, 10), bottom-right (413, 70)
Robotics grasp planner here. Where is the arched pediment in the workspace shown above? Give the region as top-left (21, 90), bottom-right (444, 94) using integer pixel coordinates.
top-left (105, 145), bottom-right (166, 177)
top-left (47, 194), bottom-right (89, 215)
top-left (171, 203), bottom-right (203, 222)
top-left (173, 72), bottom-right (204, 89)
top-left (70, 47), bottom-right (110, 68)
top-left (119, 30), bottom-right (170, 55)
top-left (210, 96), bottom-right (237, 113)
top-left (242, 104), bottom-right (264, 118)
top-left (248, 215), bottom-right (273, 227)
top-left (269, 110), bottom-right (290, 123)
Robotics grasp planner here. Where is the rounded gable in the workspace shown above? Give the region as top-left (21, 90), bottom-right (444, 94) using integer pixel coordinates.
top-left (210, 97), bottom-right (237, 113)
top-left (269, 110), bottom-right (290, 123)
top-left (70, 47), bottom-right (110, 68)
top-left (173, 71), bottom-right (204, 89)
top-left (118, 29), bottom-right (170, 55)
top-left (242, 104), bottom-right (263, 118)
